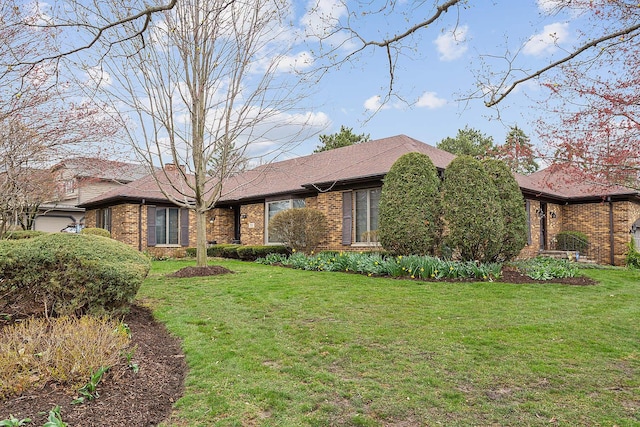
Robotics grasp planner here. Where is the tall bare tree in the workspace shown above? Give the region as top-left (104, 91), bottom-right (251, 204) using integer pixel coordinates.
top-left (91, 0), bottom-right (320, 266)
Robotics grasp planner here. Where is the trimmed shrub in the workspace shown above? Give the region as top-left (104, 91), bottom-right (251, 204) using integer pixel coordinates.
top-left (555, 231), bottom-right (589, 252)
top-left (0, 233), bottom-right (151, 317)
top-left (2, 230), bottom-right (46, 240)
top-left (378, 152), bottom-right (442, 256)
top-left (81, 227), bottom-right (111, 238)
top-left (221, 245), bottom-right (241, 259)
top-left (442, 155), bottom-right (505, 262)
top-left (237, 245), bottom-right (288, 261)
top-left (482, 159), bottom-right (527, 261)
top-left (207, 244), bottom-right (241, 258)
top-left (268, 208), bottom-right (328, 254)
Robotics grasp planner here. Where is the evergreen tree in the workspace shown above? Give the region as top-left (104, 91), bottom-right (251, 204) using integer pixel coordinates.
top-left (378, 152), bottom-right (442, 256)
top-left (482, 158), bottom-right (528, 261)
top-left (314, 125), bottom-right (370, 153)
top-left (437, 126), bottom-right (494, 158)
top-left (493, 125), bottom-right (539, 175)
top-left (442, 155), bottom-right (504, 262)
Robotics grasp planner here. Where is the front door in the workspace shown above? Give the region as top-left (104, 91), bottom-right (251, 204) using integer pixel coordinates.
top-left (539, 202), bottom-right (547, 250)
top-left (233, 206), bottom-right (241, 243)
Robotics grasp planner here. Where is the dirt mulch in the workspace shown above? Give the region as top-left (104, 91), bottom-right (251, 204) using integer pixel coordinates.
top-left (167, 265), bottom-right (233, 278)
top-left (499, 266), bottom-right (598, 286)
top-left (0, 304), bottom-right (187, 427)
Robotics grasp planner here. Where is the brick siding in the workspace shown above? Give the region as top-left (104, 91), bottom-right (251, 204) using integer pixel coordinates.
top-left (90, 194), bottom-right (640, 266)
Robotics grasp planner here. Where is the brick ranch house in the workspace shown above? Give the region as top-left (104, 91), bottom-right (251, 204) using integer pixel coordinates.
top-left (79, 135), bottom-right (640, 265)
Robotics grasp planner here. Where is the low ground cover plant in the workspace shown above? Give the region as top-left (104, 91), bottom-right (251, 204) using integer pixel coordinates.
top-left (509, 256), bottom-right (579, 280)
top-left (257, 251), bottom-right (503, 281)
top-left (0, 315), bottom-right (131, 399)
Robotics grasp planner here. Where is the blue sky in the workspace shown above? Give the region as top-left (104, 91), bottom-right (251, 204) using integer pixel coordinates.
top-left (38, 0), bottom-right (590, 163)
top-left (287, 0), bottom-right (580, 156)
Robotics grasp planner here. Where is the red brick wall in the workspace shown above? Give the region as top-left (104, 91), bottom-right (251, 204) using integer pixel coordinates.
top-left (89, 195), bottom-right (640, 265)
top-left (87, 203), bottom-right (198, 258)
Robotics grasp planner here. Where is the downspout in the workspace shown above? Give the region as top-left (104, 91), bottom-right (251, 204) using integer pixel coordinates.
top-left (139, 199), bottom-right (145, 252)
top-left (608, 197), bottom-right (614, 265)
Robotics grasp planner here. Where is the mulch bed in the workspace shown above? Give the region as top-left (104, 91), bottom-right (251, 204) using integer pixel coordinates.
top-left (167, 265), bottom-right (233, 278)
top-left (0, 305), bottom-right (187, 427)
top-left (499, 266), bottom-right (598, 286)
top-left (0, 264), bottom-right (596, 426)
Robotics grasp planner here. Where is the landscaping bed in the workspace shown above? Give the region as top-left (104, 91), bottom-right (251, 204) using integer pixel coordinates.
top-left (0, 304), bottom-right (187, 426)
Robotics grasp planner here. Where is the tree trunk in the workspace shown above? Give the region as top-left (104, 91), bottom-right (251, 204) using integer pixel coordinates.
top-left (195, 209), bottom-right (208, 267)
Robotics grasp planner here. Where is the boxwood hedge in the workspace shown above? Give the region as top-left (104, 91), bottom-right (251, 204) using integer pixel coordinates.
top-left (0, 233), bottom-right (150, 317)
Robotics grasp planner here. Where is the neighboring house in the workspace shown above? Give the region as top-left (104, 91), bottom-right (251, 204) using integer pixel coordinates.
top-left (33, 157), bottom-right (150, 233)
top-left (79, 135), bottom-right (640, 265)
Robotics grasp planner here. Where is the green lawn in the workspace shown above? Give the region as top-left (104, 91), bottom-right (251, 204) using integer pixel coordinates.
top-left (139, 260), bottom-right (640, 426)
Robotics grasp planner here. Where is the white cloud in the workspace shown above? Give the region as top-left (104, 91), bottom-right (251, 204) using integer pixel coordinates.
top-left (416, 92), bottom-right (447, 109)
top-left (301, 0), bottom-right (348, 37)
top-left (364, 95), bottom-right (387, 111)
top-left (434, 25), bottom-right (468, 61)
top-left (86, 66), bottom-right (112, 88)
top-left (523, 22), bottom-right (570, 56)
top-left (252, 51), bottom-right (315, 74)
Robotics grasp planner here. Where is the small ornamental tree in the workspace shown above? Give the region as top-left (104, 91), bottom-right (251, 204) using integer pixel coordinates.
top-left (482, 159), bottom-right (527, 261)
top-left (442, 155), bottom-right (505, 262)
top-left (268, 208), bottom-right (328, 254)
top-left (378, 152), bottom-right (442, 256)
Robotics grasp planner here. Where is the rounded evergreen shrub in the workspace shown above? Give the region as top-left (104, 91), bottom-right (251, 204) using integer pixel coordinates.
top-left (482, 159), bottom-right (527, 261)
top-left (268, 208), bottom-right (327, 254)
top-left (378, 152), bottom-right (442, 256)
top-left (0, 233), bottom-right (151, 317)
top-left (3, 230), bottom-right (46, 240)
top-left (442, 155), bottom-right (505, 262)
top-left (81, 227), bottom-right (111, 238)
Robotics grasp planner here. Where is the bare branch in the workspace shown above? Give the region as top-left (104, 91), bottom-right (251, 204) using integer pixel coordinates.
top-left (486, 21), bottom-right (640, 107)
top-left (26, 0), bottom-right (178, 65)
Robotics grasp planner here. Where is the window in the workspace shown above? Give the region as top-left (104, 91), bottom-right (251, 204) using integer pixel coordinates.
top-left (355, 188), bottom-right (380, 243)
top-left (156, 207), bottom-right (180, 245)
top-left (265, 198), bottom-right (305, 243)
top-left (63, 179), bottom-right (76, 194)
top-left (96, 208), bottom-right (111, 232)
top-left (147, 206), bottom-right (189, 247)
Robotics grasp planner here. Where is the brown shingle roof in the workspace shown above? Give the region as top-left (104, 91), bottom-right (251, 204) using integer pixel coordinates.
top-left (79, 169), bottom-right (197, 207)
top-left (79, 135), bottom-right (638, 208)
top-left (53, 157), bottom-right (150, 183)
top-left (218, 135), bottom-right (455, 202)
top-left (525, 165), bottom-right (637, 200)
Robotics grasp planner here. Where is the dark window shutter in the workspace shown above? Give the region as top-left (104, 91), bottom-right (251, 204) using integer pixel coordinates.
top-left (95, 210), bottom-right (100, 228)
top-left (342, 191), bottom-right (352, 245)
top-left (525, 200), bottom-right (532, 245)
top-left (147, 206), bottom-right (157, 247)
top-left (180, 209), bottom-right (189, 247)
